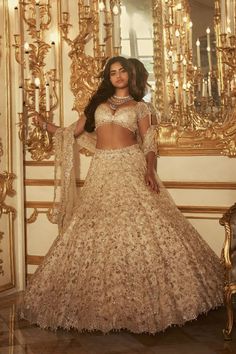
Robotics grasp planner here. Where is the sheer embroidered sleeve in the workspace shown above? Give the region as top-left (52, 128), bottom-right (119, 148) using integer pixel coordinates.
top-left (136, 101), bottom-right (151, 122)
top-left (136, 102), bottom-right (159, 157)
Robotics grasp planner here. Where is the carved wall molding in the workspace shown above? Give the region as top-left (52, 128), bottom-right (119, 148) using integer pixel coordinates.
top-left (157, 109), bottom-right (236, 157)
top-left (0, 172), bottom-right (16, 218)
top-left (25, 200), bottom-right (229, 216)
top-left (24, 161), bottom-right (54, 166)
top-left (0, 172), bottom-right (16, 215)
top-left (24, 178), bottom-right (236, 190)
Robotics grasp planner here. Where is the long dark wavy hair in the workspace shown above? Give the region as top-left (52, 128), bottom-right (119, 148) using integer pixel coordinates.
top-left (128, 58), bottom-right (149, 99)
top-left (84, 56), bottom-right (146, 133)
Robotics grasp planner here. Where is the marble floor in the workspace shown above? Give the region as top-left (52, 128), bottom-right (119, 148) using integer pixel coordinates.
top-left (0, 293), bottom-right (236, 354)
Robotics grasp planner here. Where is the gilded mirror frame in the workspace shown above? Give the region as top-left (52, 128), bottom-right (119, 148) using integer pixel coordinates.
top-left (152, 0), bottom-right (236, 157)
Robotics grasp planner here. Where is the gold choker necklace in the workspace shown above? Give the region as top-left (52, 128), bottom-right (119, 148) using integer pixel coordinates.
top-left (108, 95), bottom-right (134, 111)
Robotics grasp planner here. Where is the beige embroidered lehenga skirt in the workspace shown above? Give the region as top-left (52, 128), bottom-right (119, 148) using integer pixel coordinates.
top-left (20, 144), bottom-right (223, 334)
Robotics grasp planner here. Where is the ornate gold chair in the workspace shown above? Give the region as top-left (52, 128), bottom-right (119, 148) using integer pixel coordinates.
top-left (220, 203), bottom-right (236, 340)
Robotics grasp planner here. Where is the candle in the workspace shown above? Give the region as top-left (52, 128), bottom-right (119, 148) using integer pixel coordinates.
top-left (230, 0), bottom-right (235, 35)
top-left (62, 0), bottom-right (68, 12)
top-left (99, 1), bottom-right (106, 45)
top-left (205, 80), bottom-right (208, 97)
top-left (182, 58), bottom-right (187, 83)
top-left (105, 0), bottom-right (110, 12)
top-left (14, 6), bottom-right (20, 35)
top-left (174, 80), bottom-right (179, 105)
top-left (187, 82), bottom-right (191, 106)
top-left (183, 16), bottom-right (187, 35)
top-left (45, 83), bottom-right (50, 111)
top-left (198, 79), bottom-right (201, 93)
top-left (217, 79), bottom-right (221, 96)
top-left (183, 83), bottom-right (187, 108)
top-left (227, 80), bottom-right (231, 96)
top-left (24, 42), bottom-right (30, 80)
top-left (113, 4), bottom-right (120, 48)
top-left (35, 1), bottom-right (40, 32)
top-left (18, 86), bottom-right (23, 113)
top-left (207, 46), bottom-right (212, 72)
top-left (176, 3), bottom-right (182, 26)
top-left (168, 51), bottom-right (173, 75)
top-left (189, 21), bottom-right (193, 50)
top-left (196, 38), bottom-right (201, 68)
top-left (208, 73), bottom-right (212, 96)
top-left (221, 0), bottom-right (226, 33)
top-left (175, 29), bottom-right (180, 54)
top-left (35, 78), bottom-right (40, 112)
top-left (202, 79), bottom-right (207, 97)
top-left (206, 27), bottom-right (210, 48)
top-left (51, 41), bottom-right (56, 69)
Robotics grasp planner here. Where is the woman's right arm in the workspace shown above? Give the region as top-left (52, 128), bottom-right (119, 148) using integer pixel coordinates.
top-left (73, 114), bottom-right (86, 138)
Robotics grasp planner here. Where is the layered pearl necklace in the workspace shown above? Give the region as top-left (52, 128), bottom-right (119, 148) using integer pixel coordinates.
top-left (108, 95), bottom-right (134, 111)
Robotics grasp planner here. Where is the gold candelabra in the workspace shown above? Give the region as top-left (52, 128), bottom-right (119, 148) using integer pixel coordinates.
top-left (13, 0), bottom-right (121, 160)
top-left (156, 0), bottom-right (236, 129)
top-left (59, 0), bottom-right (121, 113)
top-left (13, 0), bottom-right (58, 160)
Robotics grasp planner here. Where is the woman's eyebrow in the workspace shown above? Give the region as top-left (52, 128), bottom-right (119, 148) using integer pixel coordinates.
top-left (110, 67), bottom-right (124, 73)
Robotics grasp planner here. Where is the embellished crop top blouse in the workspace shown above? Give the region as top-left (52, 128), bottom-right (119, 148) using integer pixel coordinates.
top-left (95, 101), bottom-right (151, 134)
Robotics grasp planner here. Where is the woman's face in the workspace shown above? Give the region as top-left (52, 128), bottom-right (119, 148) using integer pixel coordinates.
top-left (109, 62), bottom-right (129, 89)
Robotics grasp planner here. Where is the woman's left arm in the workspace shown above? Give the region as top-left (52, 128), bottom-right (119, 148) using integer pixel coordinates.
top-left (138, 114), bottom-right (159, 193)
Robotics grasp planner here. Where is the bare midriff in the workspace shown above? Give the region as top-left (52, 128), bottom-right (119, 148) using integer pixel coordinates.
top-left (96, 124), bottom-right (137, 150)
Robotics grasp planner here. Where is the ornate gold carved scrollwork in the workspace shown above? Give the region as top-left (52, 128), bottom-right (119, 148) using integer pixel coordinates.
top-left (152, 0), bottom-right (236, 157)
top-left (157, 108), bottom-right (236, 156)
top-left (68, 42), bottom-right (105, 115)
top-left (0, 172), bottom-right (16, 218)
top-left (26, 208), bottom-right (38, 224)
top-left (61, 1), bottom-right (108, 117)
top-left (219, 203), bottom-right (236, 340)
top-left (13, 1), bottom-right (56, 161)
top-left (26, 207), bottom-right (58, 224)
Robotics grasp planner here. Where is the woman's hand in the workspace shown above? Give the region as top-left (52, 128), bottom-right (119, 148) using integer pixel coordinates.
top-left (32, 114), bottom-right (59, 135)
top-left (145, 170), bottom-right (160, 193)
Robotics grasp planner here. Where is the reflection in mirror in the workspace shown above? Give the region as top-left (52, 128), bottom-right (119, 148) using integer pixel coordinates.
top-left (120, 0), bottom-right (236, 127)
top-left (120, 0), bottom-right (154, 100)
top-left (190, 0), bottom-right (216, 75)
top-left (190, 1), bottom-right (220, 119)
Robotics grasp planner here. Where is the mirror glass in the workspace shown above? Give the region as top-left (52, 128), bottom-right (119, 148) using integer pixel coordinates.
top-left (120, 0), bottom-right (219, 120)
top-left (120, 0), bottom-right (154, 95)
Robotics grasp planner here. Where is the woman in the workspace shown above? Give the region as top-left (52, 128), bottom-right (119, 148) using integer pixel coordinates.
top-left (20, 56), bottom-right (223, 334)
top-left (128, 57), bottom-right (161, 126)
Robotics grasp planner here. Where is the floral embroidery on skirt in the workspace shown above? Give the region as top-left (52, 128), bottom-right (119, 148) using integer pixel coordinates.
top-left (20, 144), bottom-right (223, 334)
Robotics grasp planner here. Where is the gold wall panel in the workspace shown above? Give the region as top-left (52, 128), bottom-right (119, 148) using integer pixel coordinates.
top-left (0, 1), bottom-right (16, 293)
top-left (0, 213), bottom-right (16, 292)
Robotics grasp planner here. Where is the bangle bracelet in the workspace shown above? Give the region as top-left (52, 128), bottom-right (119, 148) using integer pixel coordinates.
top-left (42, 122), bottom-right (47, 131)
